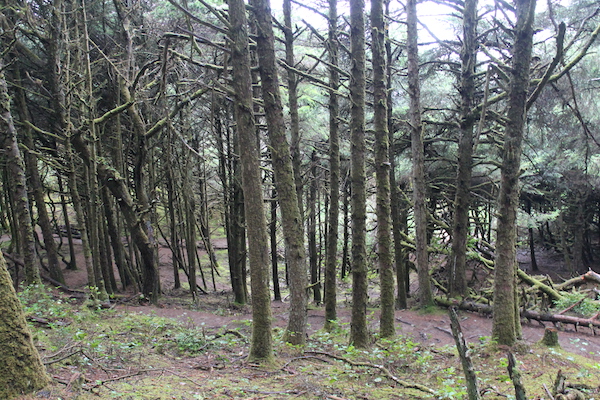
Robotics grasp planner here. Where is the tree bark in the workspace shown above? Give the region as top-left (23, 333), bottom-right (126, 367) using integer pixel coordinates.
top-left (0, 59), bottom-right (39, 285)
top-left (323, 0), bottom-right (340, 329)
top-left (0, 251), bottom-right (50, 399)
top-left (492, 0), bottom-right (536, 346)
top-left (349, 0), bottom-right (369, 348)
top-left (250, 0), bottom-right (309, 346)
top-left (371, 0), bottom-right (395, 338)
top-left (407, 0), bottom-right (434, 307)
top-left (228, 0), bottom-right (273, 362)
top-left (450, 0), bottom-right (478, 297)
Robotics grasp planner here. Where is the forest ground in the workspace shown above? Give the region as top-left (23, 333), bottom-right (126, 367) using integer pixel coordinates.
top-left (13, 235), bottom-right (600, 399)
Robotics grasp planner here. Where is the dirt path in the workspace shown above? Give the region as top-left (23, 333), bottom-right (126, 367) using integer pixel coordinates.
top-left (118, 299), bottom-right (600, 359)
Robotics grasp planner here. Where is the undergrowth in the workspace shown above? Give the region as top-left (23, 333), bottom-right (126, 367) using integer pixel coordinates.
top-left (15, 286), bottom-right (600, 400)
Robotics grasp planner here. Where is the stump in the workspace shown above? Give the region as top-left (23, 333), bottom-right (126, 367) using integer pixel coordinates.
top-left (541, 327), bottom-right (560, 347)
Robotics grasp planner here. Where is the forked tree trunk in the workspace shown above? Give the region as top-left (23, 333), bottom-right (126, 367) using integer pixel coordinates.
top-left (228, 0), bottom-right (273, 362)
top-left (371, 0), bottom-right (395, 338)
top-left (492, 0), bottom-right (536, 346)
top-left (407, 0), bottom-right (434, 307)
top-left (323, 0), bottom-right (340, 329)
top-left (349, 0), bottom-right (369, 348)
top-left (0, 251), bottom-right (50, 399)
top-left (250, 0), bottom-right (308, 346)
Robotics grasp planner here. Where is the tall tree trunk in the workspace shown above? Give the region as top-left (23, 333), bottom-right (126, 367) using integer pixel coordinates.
top-left (323, 0), bottom-right (340, 329)
top-left (0, 251), bottom-right (50, 399)
top-left (0, 59), bottom-right (39, 285)
top-left (492, 0), bottom-right (536, 346)
top-left (228, 0), bottom-right (273, 362)
top-left (372, 0), bottom-right (395, 338)
top-left (407, 0), bottom-right (434, 307)
top-left (283, 0), bottom-right (303, 215)
top-left (250, 0), bottom-right (308, 346)
top-left (349, 0), bottom-right (369, 348)
top-left (450, 0), bottom-right (478, 297)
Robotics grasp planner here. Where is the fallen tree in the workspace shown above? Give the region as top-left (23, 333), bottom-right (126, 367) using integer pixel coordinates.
top-left (435, 298), bottom-right (600, 331)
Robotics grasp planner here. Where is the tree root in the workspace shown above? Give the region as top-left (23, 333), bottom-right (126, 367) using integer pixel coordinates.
top-left (304, 350), bottom-right (436, 395)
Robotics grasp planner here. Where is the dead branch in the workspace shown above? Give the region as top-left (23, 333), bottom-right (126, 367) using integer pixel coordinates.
top-left (449, 308), bottom-right (481, 400)
top-left (304, 351), bottom-right (436, 395)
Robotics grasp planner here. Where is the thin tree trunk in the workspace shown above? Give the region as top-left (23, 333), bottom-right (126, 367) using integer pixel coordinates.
top-left (372, 0), bottom-right (395, 338)
top-left (228, 0), bottom-right (273, 362)
top-left (309, 151), bottom-right (321, 304)
top-left (283, 0), bottom-right (303, 215)
top-left (349, 0), bottom-right (369, 348)
top-left (407, 0), bottom-right (434, 307)
top-left (323, 0), bottom-right (340, 328)
top-left (271, 186), bottom-right (281, 301)
top-left (492, 0), bottom-right (536, 346)
top-left (250, 0), bottom-right (308, 346)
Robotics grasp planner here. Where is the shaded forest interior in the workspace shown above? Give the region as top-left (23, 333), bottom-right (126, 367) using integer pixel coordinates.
top-left (1, 0), bottom-right (600, 359)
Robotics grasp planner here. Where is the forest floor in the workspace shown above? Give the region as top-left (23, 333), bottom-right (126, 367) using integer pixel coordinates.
top-left (13, 237), bottom-right (600, 400)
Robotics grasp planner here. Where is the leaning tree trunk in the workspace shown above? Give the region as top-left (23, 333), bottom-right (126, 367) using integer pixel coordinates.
top-left (323, 0), bottom-right (340, 330)
top-left (492, 0), bottom-right (536, 346)
top-left (228, 0), bottom-right (273, 363)
top-left (0, 59), bottom-right (39, 285)
top-left (250, 0), bottom-right (309, 346)
top-left (0, 251), bottom-right (50, 399)
top-left (349, 0), bottom-right (370, 348)
top-left (450, 0), bottom-right (478, 297)
top-left (407, 0), bottom-right (434, 307)
top-left (371, 0), bottom-right (395, 338)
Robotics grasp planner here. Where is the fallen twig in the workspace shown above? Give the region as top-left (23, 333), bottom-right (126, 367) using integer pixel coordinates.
top-left (304, 351), bottom-right (436, 395)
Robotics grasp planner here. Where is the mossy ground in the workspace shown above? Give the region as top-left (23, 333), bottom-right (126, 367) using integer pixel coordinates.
top-left (13, 286), bottom-right (600, 400)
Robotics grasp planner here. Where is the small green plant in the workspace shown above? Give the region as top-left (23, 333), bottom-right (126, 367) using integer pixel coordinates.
top-left (18, 284), bottom-right (71, 319)
top-left (554, 292), bottom-right (600, 317)
top-left (175, 328), bottom-right (207, 354)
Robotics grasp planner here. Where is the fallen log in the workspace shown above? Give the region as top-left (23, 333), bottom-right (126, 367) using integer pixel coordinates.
top-left (517, 269), bottom-right (564, 302)
top-left (556, 270), bottom-right (600, 291)
top-left (435, 297), bottom-right (600, 330)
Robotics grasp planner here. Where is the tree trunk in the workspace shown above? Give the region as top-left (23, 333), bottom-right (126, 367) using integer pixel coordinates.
top-left (271, 186), bottom-right (281, 301)
top-left (450, 0), bottom-right (478, 297)
top-left (309, 151), bottom-right (321, 304)
top-left (250, 0), bottom-right (308, 346)
top-left (372, 0), bottom-right (395, 338)
top-left (407, 0), bottom-right (434, 307)
top-left (323, 0), bottom-right (340, 329)
top-left (0, 59), bottom-right (39, 285)
top-left (492, 0), bottom-right (536, 346)
top-left (228, 0), bottom-right (273, 362)
top-left (283, 0), bottom-right (304, 216)
top-left (0, 251), bottom-right (50, 399)
top-left (349, 0), bottom-right (369, 348)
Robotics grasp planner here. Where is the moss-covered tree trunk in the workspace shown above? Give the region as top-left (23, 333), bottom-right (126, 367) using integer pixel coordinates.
top-left (283, 0), bottom-right (303, 215)
top-left (372, 0), bottom-right (395, 338)
top-left (349, 0), bottom-right (369, 348)
top-left (250, 0), bottom-right (308, 346)
top-left (492, 0), bottom-right (536, 346)
top-left (450, 0), bottom-right (478, 297)
top-left (0, 251), bottom-right (50, 399)
top-left (323, 0), bottom-right (340, 330)
top-left (407, 0), bottom-right (434, 307)
top-left (0, 59), bottom-right (39, 285)
top-left (228, 0), bottom-right (273, 362)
